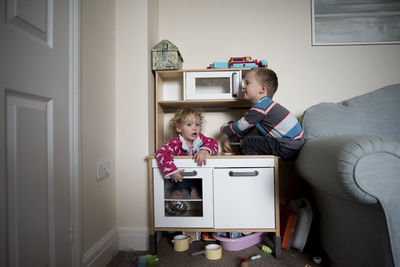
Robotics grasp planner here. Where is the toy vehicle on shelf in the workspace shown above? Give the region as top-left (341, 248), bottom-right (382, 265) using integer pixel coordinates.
top-left (228, 56), bottom-right (267, 68)
top-left (207, 57), bottom-right (268, 69)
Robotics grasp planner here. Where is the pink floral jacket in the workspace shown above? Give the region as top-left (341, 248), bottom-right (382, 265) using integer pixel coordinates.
top-left (155, 134), bottom-right (219, 177)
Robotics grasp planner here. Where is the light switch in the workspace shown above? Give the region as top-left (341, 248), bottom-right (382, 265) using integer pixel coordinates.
top-left (97, 161), bottom-right (111, 181)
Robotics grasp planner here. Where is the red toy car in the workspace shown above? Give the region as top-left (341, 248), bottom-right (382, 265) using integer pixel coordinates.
top-left (228, 56), bottom-right (267, 68)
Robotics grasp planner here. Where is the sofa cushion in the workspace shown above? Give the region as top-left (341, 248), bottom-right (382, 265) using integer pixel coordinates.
top-left (302, 83), bottom-right (400, 142)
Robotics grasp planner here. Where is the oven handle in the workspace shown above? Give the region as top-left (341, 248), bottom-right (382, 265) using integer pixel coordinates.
top-left (232, 72), bottom-right (239, 97)
top-left (181, 171), bottom-right (198, 177)
top-left (229, 170), bottom-right (259, 177)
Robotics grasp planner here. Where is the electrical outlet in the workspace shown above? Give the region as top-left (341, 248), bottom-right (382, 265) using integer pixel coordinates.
top-left (97, 161), bottom-right (111, 181)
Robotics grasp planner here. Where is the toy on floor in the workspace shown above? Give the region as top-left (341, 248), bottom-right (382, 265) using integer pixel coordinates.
top-left (212, 232), bottom-right (263, 251)
top-left (261, 245), bottom-right (273, 254)
top-left (191, 244), bottom-right (222, 260)
top-left (138, 254), bottom-right (159, 267)
top-left (202, 232), bottom-right (216, 241)
top-left (247, 254), bottom-right (261, 261)
top-left (241, 258), bottom-right (250, 267)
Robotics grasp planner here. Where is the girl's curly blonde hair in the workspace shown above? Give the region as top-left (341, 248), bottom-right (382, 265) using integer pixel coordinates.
top-left (169, 107), bottom-right (205, 137)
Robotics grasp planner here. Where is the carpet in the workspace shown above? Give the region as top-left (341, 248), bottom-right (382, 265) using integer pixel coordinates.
top-left (107, 232), bottom-right (324, 267)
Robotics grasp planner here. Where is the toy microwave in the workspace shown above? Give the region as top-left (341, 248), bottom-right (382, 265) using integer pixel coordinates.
top-left (184, 70), bottom-right (242, 100)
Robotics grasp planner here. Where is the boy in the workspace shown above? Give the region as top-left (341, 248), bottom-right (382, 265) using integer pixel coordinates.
top-left (220, 68), bottom-right (304, 160)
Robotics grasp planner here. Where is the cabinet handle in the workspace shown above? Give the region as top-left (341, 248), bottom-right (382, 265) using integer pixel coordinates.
top-left (229, 170), bottom-right (259, 177)
top-left (181, 171), bottom-right (198, 177)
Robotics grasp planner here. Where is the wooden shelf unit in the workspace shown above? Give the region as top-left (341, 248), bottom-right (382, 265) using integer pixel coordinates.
top-left (154, 69), bottom-right (252, 149)
top-left (149, 69), bottom-right (282, 259)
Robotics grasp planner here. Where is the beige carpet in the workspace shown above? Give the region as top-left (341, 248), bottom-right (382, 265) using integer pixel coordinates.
top-left (107, 232), bottom-right (325, 267)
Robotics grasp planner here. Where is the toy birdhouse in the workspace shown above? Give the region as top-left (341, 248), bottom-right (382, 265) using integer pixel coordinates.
top-left (152, 40), bottom-right (183, 71)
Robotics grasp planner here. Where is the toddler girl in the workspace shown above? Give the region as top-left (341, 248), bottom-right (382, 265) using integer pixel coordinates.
top-left (156, 108), bottom-right (219, 198)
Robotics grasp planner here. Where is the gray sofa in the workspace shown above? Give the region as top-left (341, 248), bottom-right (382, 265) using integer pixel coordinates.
top-left (295, 84), bottom-right (400, 267)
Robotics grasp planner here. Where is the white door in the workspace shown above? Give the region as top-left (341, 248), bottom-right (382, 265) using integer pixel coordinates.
top-left (0, 1), bottom-right (80, 266)
top-left (153, 167), bottom-right (214, 228)
top-left (213, 168), bottom-right (275, 229)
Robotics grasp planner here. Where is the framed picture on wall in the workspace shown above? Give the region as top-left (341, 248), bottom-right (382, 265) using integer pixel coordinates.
top-left (312, 0), bottom-right (400, 45)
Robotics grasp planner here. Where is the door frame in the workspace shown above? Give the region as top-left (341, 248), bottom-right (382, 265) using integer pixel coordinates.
top-left (69, 0), bottom-right (82, 265)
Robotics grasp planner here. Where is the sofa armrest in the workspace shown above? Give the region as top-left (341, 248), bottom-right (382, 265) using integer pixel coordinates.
top-left (295, 134), bottom-right (400, 266)
top-left (295, 134), bottom-right (400, 204)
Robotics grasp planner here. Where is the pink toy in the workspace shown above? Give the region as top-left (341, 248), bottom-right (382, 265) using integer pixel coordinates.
top-left (212, 232), bottom-right (264, 251)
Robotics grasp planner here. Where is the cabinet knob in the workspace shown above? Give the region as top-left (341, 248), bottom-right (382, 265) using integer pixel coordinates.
top-left (229, 170), bottom-right (259, 177)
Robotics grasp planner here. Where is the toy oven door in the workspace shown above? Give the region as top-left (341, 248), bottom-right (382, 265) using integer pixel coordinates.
top-left (153, 167), bottom-right (214, 228)
top-left (184, 71), bottom-right (241, 100)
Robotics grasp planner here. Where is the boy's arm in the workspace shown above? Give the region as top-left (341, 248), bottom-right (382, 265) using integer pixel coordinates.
top-left (222, 108), bottom-right (265, 140)
top-left (155, 142), bottom-right (179, 177)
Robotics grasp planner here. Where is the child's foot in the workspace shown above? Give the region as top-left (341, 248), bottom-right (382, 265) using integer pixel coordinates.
top-left (171, 190), bottom-right (182, 199)
top-left (190, 188), bottom-right (199, 198)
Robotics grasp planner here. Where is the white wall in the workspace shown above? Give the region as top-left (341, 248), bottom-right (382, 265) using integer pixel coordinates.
top-left (115, 0), bottom-right (400, 250)
top-left (81, 0), bottom-right (117, 265)
top-left (115, 0), bottom-right (158, 250)
top-left (159, 0), bottom-right (400, 115)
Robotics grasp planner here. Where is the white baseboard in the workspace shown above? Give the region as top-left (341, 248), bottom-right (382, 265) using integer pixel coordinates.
top-left (82, 228), bottom-right (119, 267)
top-left (118, 226), bottom-right (149, 251)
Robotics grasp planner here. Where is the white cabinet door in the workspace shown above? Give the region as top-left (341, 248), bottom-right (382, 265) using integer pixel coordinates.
top-left (153, 167), bottom-right (214, 228)
top-left (213, 168), bottom-right (275, 228)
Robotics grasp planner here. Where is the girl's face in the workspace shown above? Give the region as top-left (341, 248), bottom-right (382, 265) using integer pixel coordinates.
top-left (242, 71), bottom-right (266, 103)
top-left (176, 114), bottom-right (202, 144)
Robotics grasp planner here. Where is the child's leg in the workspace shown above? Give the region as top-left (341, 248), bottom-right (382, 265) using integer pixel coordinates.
top-left (171, 180), bottom-right (195, 198)
top-left (241, 136), bottom-right (304, 161)
top-left (190, 187), bottom-right (199, 197)
top-left (241, 136), bottom-right (278, 155)
top-left (275, 138), bottom-right (305, 161)
top-left (171, 180), bottom-right (185, 198)
top-left (170, 189), bottom-right (182, 198)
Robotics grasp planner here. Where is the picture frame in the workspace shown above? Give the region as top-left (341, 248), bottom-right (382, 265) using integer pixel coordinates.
top-left (312, 0), bottom-right (400, 45)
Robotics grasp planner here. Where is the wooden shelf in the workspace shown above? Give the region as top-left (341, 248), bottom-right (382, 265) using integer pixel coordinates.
top-left (158, 99), bottom-right (252, 109)
top-left (165, 198), bottom-right (202, 202)
top-left (156, 68), bottom-right (250, 76)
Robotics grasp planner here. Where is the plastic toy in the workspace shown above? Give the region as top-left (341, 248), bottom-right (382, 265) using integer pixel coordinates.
top-left (138, 254), bottom-right (159, 267)
top-left (208, 62), bottom-right (229, 69)
top-left (212, 232), bottom-right (263, 251)
top-left (247, 254), bottom-right (261, 261)
top-left (208, 57), bottom-right (268, 69)
top-left (228, 56), bottom-right (268, 68)
top-left (261, 245), bottom-right (273, 254)
top-left (202, 232), bottom-right (216, 241)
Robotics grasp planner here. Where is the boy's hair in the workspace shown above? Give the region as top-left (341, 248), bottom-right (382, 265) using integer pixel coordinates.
top-left (169, 107), bottom-right (204, 136)
top-left (250, 68), bottom-right (278, 98)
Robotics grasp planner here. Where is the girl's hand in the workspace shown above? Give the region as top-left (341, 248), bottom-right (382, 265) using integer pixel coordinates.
top-left (223, 139), bottom-right (233, 153)
top-left (194, 149), bottom-right (210, 166)
top-left (171, 170), bottom-right (184, 183)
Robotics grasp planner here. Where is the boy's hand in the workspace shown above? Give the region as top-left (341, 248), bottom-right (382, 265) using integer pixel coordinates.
top-left (220, 123), bottom-right (229, 134)
top-left (171, 169), bottom-right (184, 183)
top-left (194, 149), bottom-right (210, 166)
top-left (223, 139), bottom-right (233, 153)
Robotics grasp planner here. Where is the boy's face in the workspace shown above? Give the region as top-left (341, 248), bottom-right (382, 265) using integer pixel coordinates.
top-left (176, 114), bottom-right (201, 144)
top-left (242, 71), bottom-right (266, 103)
